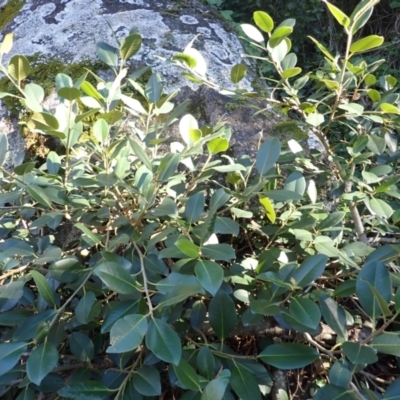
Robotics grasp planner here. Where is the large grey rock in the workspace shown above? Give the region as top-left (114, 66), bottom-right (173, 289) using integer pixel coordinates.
top-left (0, 0), bottom-right (320, 170)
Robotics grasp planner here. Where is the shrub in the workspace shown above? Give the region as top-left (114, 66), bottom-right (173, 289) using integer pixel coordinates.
top-left (0, 0), bottom-right (400, 398)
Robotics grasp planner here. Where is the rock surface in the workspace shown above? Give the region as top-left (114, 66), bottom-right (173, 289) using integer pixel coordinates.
top-left (0, 0), bottom-right (319, 170)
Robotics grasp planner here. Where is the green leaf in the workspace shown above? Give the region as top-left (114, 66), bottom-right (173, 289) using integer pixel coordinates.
top-left (13, 310), bottom-right (56, 341)
top-left (209, 189), bottom-right (230, 213)
top-left (231, 63), bottom-right (247, 83)
top-left (173, 358), bottom-right (201, 391)
top-left (75, 291), bottom-right (96, 324)
top-left (93, 118), bottom-right (109, 143)
top-left (290, 254), bottom-right (327, 287)
top-left (308, 36), bottom-right (334, 61)
top-left (314, 384), bottom-right (360, 400)
top-left (175, 239), bottom-right (200, 258)
top-left (172, 53), bottom-right (197, 69)
top-left (14, 161), bottom-right (35, 175)
top-left (158, 153), bottom-right (180, 181)
top-left (107, 314), bottom-right (148, 353)
top-left (201, 244), bottom-right (236, 261)
top-left (207, 138), bottom-right (229, 155)
top-left (380, 103), bottom-right (400, 114)
top-left (367, 198), bottom-right (394, 218)
top-left (97, 42), bottom-right (118, 68)
top-left (269, 26), bottom-right (293, 47)
top-left (8, 55), bottom-right (30, 81)
top-left (371, 333), bottom-right (400, 357)
top-left (342, 342), bottom-right (378, 365)
top-left (74, 222), bottom-right (101, 246)
top-left (184, 192), bottom-right (205, 224)
top-left (201, 377), bottom-right (230, 400)
top-left (356, 260), bottom-right (391, 318)
top-left (30, 271), bottom-right (57, 308)
top-left (94, 262), bottom-right (139, 295)
top-left (49, 258), bottom-right (82, 283)
top-left (197, 346), bottom-right (216, 380)
top-left (58, 381), bottom-right (114, 399)
top-left (0, 32), bottom-right (13, 54)
top-left (256, 138), bottom-right (281, 175)
top-left (0, 342), bottom-right (27, 375)
top-left (231, 366), bottom-right (261, 400)
top-left (27, 184), bottom-right (52, 208)
top-left (350, 35), bottom-right (384, 54)
top-left (179, 114), bottom-right (199, 145)
top-left (284, 171), bottom-right (306, 196)
top-left (27, 112), bottom-right (59, 131)
top-left (26, 342), bottom-right (58, 385)
top-left (350, 0), bottom-right (376, 34)
top-left (0, 132), bottom-right (8, 167)
top-left (149, 197), bottom-right (178, 218)
top-left (145, 73), bottom-right (162, 103)
top-left (259, 196), bottom-right (276, 223)
top-left (259, 343), bottom-right (318, 369)
top-left (195, 260), bottom-right (224, 296)
top-left (329, 360), bottom-right (352, 388)
top-left (306, 112), bottom-right (324, 127)
top-left (132, 366), bottom-right (161, 396)
top-left (289, 297), bottom-right (320, 330)
top-left (241, 23), bottom-right (264, 42)
top-left (281, 67), bottom-right (301, 79)
top-left (215, 217), bottom-right (240, 236)
top-left (57, 87), bottom-right (81, 101)
top-left (70, 332), bottom-right (94, 362)
top-left (146, 318), bottom-right (182, 365)
top-left (254, 11), bottom-right (274, 33)
top-left (120, 33), bottom-right (142, 60)
top-left (209, 290), bottom-right (236, 340)
top-left (319, 296), bottom-right (348, 340)
top-left (324, 2), bottom-right (350, 27)
top-left (46, 151), bottom-right (61, 175)
top-left (384, 378), bottom-right (400, 399)
top-left (317, 211), bottom-right (346, 231)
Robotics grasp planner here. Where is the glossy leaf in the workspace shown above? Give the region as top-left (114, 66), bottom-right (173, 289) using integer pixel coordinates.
top-left (371, 333), bottom-right (400, 357)
top-left (324, 2), bottom-right (350, 27)
top-left (132, 366), bottom-right (161, 396)
top-left (97, 42), bottom-right (118, 67)
top-left (173, 358), bottom-right (201, 391)
top-left (58, 381), bottom-right (114, 399)
top-left (145, 318), bottom-right (182, 365)
top-left (342, 342), bottom-right (378, 365)
top-left (231, 366), bottom-right (261, 400)
top-left (356, 260), bottom-right (391, 318)
top-left (350, 35), bottom-right (384, 54)
top-left (256, 138), bottom-right (281, 175)
top-left (231, 63), bottom-right (247, 83)
top-left (290, 254), bottom-right (327, 287)
top-left (0, 342), bottom-right (27, 375)
top-left (120, 33), bottom-right (142, 60)
top-left (108, 314), bottom-right (148, 353)
top-left (209, 290), bottom-right (236, 340)
top-left (254, 11), bottom-right (274, 33)
top-left (94, 262), bottom-right (139, 295)
top-left (195, 260), bottom-right (224, 295)
top-left (8, 55), bottom-right (30, 81)
top-left (70, 332), bottom-right (94, 362)
top-left (259, 343), bottom-right (318, 369)
top-left (26, 342), bottom-right (58, 385)
top-left (201, 376), bottom-right (230, 400)
top-left (319, 296), bottom-right (348, 340)
top-left (30, 271), bottom-right (57, 308)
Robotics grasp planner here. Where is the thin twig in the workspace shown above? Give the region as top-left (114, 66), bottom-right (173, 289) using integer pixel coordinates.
top-left (132, 241), bottom-right (153, 316)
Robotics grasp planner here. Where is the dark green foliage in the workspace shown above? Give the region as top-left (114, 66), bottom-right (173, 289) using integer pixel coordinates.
top-left (1, 1), bottom-right (400, 398)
